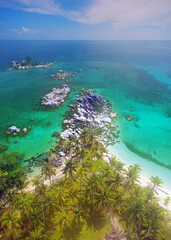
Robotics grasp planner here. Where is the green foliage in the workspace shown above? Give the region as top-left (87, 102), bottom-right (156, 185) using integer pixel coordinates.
top-left (21, 56), bottom-right (41, 66)
top-left (0, 130), bottom-right (170, 240)
top-left (24, 56), bottom-right (32, 62)
top-left (0, 152), bottom-right (27, 195)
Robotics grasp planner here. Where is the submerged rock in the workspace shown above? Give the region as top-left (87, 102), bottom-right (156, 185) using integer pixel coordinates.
top-left (23, 128), bottom-right (27, 133)
top-left (125, 114), bottom-right (134, 121)
top-left (41, 85), bottom-right (70, 107)
top-left (110, 112), bottom-right (117, 118)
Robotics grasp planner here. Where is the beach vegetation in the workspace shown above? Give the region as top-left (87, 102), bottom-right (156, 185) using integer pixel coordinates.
top-left (0, 131), bottom-right (170, 240)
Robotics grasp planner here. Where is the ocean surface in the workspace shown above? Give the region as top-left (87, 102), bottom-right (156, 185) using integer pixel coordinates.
top-left (0, 40), bottom-right (171, 185)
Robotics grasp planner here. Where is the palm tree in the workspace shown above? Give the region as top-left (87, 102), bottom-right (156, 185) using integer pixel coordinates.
top-left (91, 140), bottom-right (106, 160)
top-left (94, 185), bottom-right (115, 211)
top-left (123, 164), bottom-right (142, 193)
top-left (141, 203), bottom-right (165, 239)
top-left (164, 196), bottom-right (170, 207)
top-left (79, 129), bottom-right (92, 147)
top-left (29, 206), bottom-right (42, 229)
top-left (123, 198), bottom-right (145, 238)
top-left (56, 180), bottom-right (70, 209)
top-left (0, 210), bottom-right (21, 239)
top-left (52, 207), bottom-right (71, 231)
top-left (109, 156), bottom-right (118, 167)
top-left (150, 176), bottom-right (163, 191)
top-left (77, 148), bottom-right (86, 162)
top-left (113, 172), bottom-right (124, 189)
top-left (73, 203), bottom-right (88, 229)
top-left (62, 158), bottom-right (77, 180)
top-left (41, 161), bottom-right (56, 185)
top-left (17, 194), bottom-right (32, 221)
top-left (32, 177), bottom-right (47, 231)
top-left (144, 186), bottom-right (155, 203)
top-left (114, 161), bottom-right (125, 174)
top-left (29, 226), bottom-right (46, 240)
top-left (76, 165), bottom-right (88, 203)
top-left (85, 174), bottom-right (101, 211)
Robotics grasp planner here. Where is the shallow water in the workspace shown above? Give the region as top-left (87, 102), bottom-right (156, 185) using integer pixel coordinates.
top-left (0, 40), bottom-right (171, 170)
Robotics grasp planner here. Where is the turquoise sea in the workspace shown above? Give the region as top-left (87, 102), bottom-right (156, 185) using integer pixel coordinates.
top-left (0, 40), bottom-right (171, 187)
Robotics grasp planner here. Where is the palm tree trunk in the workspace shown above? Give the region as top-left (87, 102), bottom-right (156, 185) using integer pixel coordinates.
top-left (3, 227), bottom-right (9, 239)
top-left (123, 181), bottom-right (130, 194)
top-left (14, 227), bottom-right (19, 240)
top-left (80, 177), bottom-right (82, 205)
top-left (41, 201), bottom-right (45, 233)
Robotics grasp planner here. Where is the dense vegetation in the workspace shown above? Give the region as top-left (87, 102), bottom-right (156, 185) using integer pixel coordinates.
top-left (21, 56), bottom-right (41, 66)
top-left (0, 152), bottom-right (27, 196)
top-left (0, 129), bottom-right (171, 240)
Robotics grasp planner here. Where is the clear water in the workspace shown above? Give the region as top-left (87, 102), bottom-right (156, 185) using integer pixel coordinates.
top-left (0, 40), bottom-right (171, 169)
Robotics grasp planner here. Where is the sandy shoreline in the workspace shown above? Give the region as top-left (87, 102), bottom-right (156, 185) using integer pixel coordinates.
top-left (108, 142), bottom-right (171, 212)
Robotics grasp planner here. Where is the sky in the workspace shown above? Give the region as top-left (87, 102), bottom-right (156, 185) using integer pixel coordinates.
top-left (0, 0), bottom-right (171, 40)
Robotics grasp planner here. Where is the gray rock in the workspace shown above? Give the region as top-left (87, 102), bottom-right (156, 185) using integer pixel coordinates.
top-left (102, 117), bottom-right (112, 124)
top-left (8, 126), bottom-right (20, 133)
top-left (41, 85), bottom-right (70, 107)
top-left (48, 154), bottom-right (62, 167)
top-left (59, 151), bottom-right (65, 157)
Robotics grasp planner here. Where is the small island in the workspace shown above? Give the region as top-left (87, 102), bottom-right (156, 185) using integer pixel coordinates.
top-left (41, 84), bottom-right (70, 107)
top-left (7, 56), bottom-right (53, 71)
top-left (51, 70), bottom-right (72, 80)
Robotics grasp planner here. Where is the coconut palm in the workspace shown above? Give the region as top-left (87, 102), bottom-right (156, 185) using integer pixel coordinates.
top-left (52, 207), bottom-right (71, 231)
top-left (41, 161), bottom-right (56, 185)
top-left (0, 210), bottom-right (21, 239)
top-left (123, 198), bottom-right (145, 237)
top-left (91, 140), bottom-right (106, 159)
top-left (150, 176), bottom-right (163, 191)
top-left (44, 190), bottom-right (58, 218)
top-left (73, 203), bottom-right (88, 229)
top-left (79, 129), bottom-right (92, 147)
top-left (17, 194), bottom-right (33, 221)
top-left (56, 180), bottom-right (70, 209)
top-left (32, 178), bottom-right (47, 231)
top-left (76, 165), bottom-right (88, 203)
top-left (29, 226), bottom-right (46, 240)
top-left (29, 206), bottom-right (42, 229)
top-left (77, 148), bottom-right (86, 162)
top-left (62, 158), bottom-right (77, 180)
top-left (123, 164), bottom-right (142, 193)
top-left (85, 174), bottom-right (101, 211)
top-left (144, 186), bottom-right (155, 204)
top-left (114, 161), bottom-right (125, 174)
top-left (94, 185), bottom-right (115, 211)
top-left (164, 196), bottom-right (170, 207)
top-left (141, 203), bottom-right (165, 240)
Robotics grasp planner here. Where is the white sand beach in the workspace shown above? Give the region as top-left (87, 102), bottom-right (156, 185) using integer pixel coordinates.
top-left (108, 142), bottom-right (171, 211)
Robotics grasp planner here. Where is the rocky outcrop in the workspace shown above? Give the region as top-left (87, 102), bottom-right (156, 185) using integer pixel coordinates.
top-left (125, 114), bottom-right (134, 121)
top-left (60, 89), bottom-right (119, 145)
top-left (7, 56), bottom-right (53, 71)
top-left (41, 85), bottom-right (70, 107)
top-left (6, 126), bottom-right (31, 136)
top-left (52, 70), bottom-right (71, 80)
top-left (8, 126), bottom-right (20, 133)
top-left (47, 154), bottom-right (62, 167)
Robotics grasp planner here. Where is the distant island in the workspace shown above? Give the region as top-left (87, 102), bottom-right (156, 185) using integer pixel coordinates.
top-left (7, 56), bottom-right (53, 70)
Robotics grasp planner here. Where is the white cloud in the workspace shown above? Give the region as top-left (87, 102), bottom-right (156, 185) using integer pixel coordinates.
top-left (11, 26), bottom-right (36, 34)
top-left (71, 0), bottom-right (171, 29)
top-left (1, 0), bottom-right (171, 31)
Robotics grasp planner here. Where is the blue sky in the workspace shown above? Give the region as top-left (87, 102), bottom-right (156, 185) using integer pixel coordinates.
top-left (0, 0), bottom-right (171, 40)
